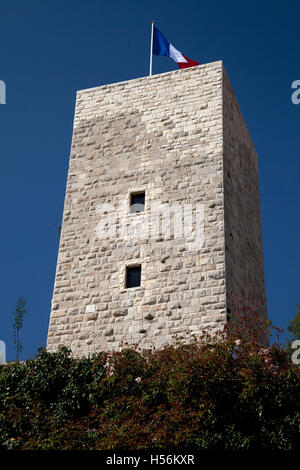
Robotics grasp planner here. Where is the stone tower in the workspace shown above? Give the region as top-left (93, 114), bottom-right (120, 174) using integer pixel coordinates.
top-left (46, 61), bottom-right (266, 355)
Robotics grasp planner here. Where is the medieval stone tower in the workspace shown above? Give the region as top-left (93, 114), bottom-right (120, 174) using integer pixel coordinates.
top-left (46, 61), bottom-right (266, 355)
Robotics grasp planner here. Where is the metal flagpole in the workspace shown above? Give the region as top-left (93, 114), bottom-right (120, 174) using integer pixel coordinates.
top-left (149, 21), bottom-right (155, 76)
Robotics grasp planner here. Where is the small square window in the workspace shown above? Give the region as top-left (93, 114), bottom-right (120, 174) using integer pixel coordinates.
top-left (130, 192), bottom-right (145, 213)
top-left (126, 265), bottom-right (141, 288)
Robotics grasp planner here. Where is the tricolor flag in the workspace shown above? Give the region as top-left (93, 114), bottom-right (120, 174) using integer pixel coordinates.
top-left (152, 26), bottom-right (199, 70)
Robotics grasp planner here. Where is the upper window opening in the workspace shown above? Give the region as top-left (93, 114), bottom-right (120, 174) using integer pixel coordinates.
top-left (130, 192), bottom-right (145, 213)
top-left (126, 265), bottom-right (141, 288)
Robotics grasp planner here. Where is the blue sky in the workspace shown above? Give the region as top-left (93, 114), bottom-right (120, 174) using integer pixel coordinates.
top-left (0, 0), bottom-right (299, 361)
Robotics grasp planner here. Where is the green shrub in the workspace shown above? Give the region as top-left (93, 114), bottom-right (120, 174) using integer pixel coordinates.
top-left (0, 310), bottom-right (299, 450)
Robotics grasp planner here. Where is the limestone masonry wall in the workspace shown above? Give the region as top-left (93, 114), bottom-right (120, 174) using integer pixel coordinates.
top-left (46, 61), bottom-right (266, 355)
top-left (222, 65), bottom-right (267, 319)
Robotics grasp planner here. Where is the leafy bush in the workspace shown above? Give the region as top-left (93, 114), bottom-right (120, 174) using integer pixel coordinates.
top-left (0, 311), bottom-right (300, 450)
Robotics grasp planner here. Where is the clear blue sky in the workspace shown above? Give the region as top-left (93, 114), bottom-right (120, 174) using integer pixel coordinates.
top-left (1, 0), bottom-right (299, 361)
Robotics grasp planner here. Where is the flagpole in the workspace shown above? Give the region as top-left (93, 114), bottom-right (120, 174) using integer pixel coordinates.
top-left (149, 21), bottom-right (155, 76)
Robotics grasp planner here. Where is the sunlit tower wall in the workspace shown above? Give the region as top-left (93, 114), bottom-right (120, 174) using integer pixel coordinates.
top-left (46, 61), bottom-right (266, 355)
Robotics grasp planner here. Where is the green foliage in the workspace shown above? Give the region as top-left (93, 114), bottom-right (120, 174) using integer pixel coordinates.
top-left (145, 314), bottom-right (154, 321)
top-left (12, 297), bottom-right (26, 361)
top-left (286, 304), bottom-right (300, 354)
top-left (0, 316), bottom-right (300, 451)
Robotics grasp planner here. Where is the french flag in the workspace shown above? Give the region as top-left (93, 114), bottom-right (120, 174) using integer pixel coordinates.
top-left (153, 26), bottom-right (199, 69)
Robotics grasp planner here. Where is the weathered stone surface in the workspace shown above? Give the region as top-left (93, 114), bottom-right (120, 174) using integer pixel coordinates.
top-left (46, 61), bottom-right (266, 355)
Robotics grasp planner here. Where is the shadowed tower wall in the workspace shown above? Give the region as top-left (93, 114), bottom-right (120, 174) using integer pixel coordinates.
top-left (222, 66), bottom-right (266, 319)
top-left (47, 61), bottom-right (266, 355)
